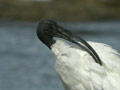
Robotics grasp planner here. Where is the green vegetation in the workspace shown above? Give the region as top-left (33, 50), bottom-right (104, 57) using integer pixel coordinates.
top-left (0, 0), bottom-right (120, 21)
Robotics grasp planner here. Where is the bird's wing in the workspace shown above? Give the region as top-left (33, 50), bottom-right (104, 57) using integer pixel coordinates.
top-left (70, 41), bottom-right (120, 90)
top-left (87, 41), bottom-right (120, 72)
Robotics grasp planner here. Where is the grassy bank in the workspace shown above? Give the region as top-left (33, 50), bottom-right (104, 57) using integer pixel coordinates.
top-left (0, 0), bottom-right (120, 21)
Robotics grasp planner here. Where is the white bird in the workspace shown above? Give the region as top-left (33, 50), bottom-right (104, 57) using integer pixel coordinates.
top-left (36, 19), bottom-right (120, 90)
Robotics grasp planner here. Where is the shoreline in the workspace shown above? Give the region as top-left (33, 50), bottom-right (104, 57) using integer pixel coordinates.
top-left (0, 0), bottom-right (120, 22)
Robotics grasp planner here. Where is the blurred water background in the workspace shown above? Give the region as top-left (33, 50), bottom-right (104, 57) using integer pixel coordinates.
top-left (0, 0), bottom-right (120, 90)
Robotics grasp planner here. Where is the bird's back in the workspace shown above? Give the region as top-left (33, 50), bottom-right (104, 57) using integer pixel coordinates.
top-left (52, 40), bottom-right (120, 90)
top-left (86, 41), bottom-right (120, 90)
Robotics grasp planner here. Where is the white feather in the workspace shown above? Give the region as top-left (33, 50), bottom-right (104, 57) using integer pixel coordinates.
top-left (51, 40), bottom-right (120, 90)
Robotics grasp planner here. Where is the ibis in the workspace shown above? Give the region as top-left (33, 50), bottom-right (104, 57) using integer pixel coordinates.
top-left (36, 19), bottom-right (120, 90)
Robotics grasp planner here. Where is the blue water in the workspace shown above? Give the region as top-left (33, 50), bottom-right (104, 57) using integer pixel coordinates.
top-left (0, 21), bottom-right (120, 90)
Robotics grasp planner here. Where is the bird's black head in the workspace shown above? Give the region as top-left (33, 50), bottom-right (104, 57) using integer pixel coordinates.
top-left (36, 19), bottom-right (59, 48)
top-left (36, 19), bottom-right (102, 65)
top-left (36, 19), bottom-right (73, 49)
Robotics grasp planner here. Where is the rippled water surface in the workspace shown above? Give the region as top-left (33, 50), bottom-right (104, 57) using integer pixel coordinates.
top-left (0, 21), bottom-right (120, 90)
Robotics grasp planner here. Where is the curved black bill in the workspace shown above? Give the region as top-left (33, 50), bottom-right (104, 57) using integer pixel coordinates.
top-left (56, 27), bottom-right (102, 65)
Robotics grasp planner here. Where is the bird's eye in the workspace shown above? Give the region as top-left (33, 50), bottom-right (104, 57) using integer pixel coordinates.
top-left (50, 24), bottom-right (56, 30)
top-left (44, 27), bottom-right (48, 30)
top-left (44, 28), bottom-right (49, 33)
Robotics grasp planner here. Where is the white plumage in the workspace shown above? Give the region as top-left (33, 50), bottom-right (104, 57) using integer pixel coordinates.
top-left (36, 19), bottom-right (120, 90)
top-left (51, 40), bottom-right (120, 90)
